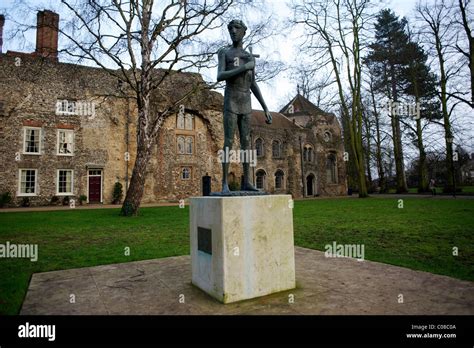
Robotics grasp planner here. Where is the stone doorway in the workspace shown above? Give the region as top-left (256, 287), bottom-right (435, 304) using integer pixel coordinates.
top-left (88, 169), bottom-right (102, 203)
top-left (306, 174), bottom-right (315, 196)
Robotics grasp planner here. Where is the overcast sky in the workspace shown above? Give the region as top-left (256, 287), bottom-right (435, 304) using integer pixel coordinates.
top-left (0, 0), bottom-right (436, 111)
top-left (1, 0), bottom-right (473, 156)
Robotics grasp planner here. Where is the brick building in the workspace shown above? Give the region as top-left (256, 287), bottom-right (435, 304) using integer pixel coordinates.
top-left (0, 10), bottom-right (347, 207)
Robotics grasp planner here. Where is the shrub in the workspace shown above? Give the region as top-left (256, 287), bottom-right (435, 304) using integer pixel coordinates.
top-left (112, 182), bottom-right (123, 204)
top-left (0, 192), bottom-right (12, 208)
top-left (50, 196), bottom-right (60, 205)
top-left (20, 197), bottom-right (30, 207)
top-left (79, 195), bottom-right (87, 205)
top-left (62, 196), bottom-right (70, 206)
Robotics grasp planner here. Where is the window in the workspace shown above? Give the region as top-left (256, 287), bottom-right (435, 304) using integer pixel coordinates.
top-left (185, 114), bottom-right (194, 130)
top-left (256, 169), bottom-right (266, 189)
top-left (323, 131), bottom-right (332, 142)
top-left (181, 167), bottom-right (191, 180)
top-left (23, 127), bottom-right (41, 154)
top-left (185, 137), bottom-right (193, 154)
top-left (326, 154), bottom-right (337, 184)
top-left (303, 144), bottom-right (313, 162)
top-left (57, 170), bottom-right (73, 195)
top-left (177, 136), bottom-right (193, 154)
top-left (272, 140), bottom-right (281, 158)
top-left (18, 169), bottom-right (37, 196)
top-left (256, 138), bottom-right (264, 157)
top-left (177, 113), bottom-right (185, 129)
top-left (177, 136), bottom-right (185, 154)
top-left (177, 113), bottom-right (194, 130)
top-left (275, 170), bottom-right (284, 189)
top-left (57, 130), bottom-right (74, 155)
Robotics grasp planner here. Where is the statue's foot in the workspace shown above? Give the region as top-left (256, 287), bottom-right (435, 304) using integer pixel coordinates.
top-left (242, 182), bottom-right (259, 191)
top-left (221, 184), bottom-right (231, 194)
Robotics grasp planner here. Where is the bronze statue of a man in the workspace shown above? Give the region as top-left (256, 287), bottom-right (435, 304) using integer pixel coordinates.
top-left (217, 19), bottom-right (272, 194)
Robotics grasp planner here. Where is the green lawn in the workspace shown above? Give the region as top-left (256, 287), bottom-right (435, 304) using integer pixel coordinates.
top-left (387, 186), bottom-right (474, 194)
top-left (1, 197), bottom-right (473, 315)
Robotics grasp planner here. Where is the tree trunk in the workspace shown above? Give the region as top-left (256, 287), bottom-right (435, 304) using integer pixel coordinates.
top-left (416, 117), bottom-right (428, 192)
top-left (458, 0), bottom-right (474, 106)
top-left (120, 100), bottom-right (152, 216)
top-left (434, 29), bottom-right (454, 191)
top-left (363, 112), bottom-right (373, 189)
top-left (342, 109), bottom-right (359, 191)
top-left (120, 142), bottom-right (152, 216)
top-left (370, 86), bottom-right (386, 192)
top-left (351, 107), bottom-right (368, 198)
top-left (390, 66), bottom-right (408, 193)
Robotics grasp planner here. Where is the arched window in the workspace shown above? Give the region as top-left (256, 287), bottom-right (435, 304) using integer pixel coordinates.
top-left (177, 136), bottom-right (185, 154)
top-left (326, 154), bottom-right (337, 184)
top-left (181, 167), bottom-right (191, 180)
top-left (256, 169), bottom-right (266, 189)
top-left (272, 140), bottom-right (281, 158)
top-left (275, 170), bottom-right (284, 189)
top-left (323, 131), bottom-right (332, 143)
top-left (185, 137), bottom-right (193, 154)
top-left (255, 138), bottom-right (264, 157)
top-left (303, 144), bottom-right (313, 162)
top-left (185, 114), bottom-right (194, 130)
top-left (177, 113), bottom-right (185, 129)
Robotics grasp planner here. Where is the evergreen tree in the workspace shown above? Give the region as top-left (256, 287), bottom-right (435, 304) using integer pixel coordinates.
top-left (402, 39), bottom-right (441, 192)
top-left (366, 9), bottom-right (411, 193)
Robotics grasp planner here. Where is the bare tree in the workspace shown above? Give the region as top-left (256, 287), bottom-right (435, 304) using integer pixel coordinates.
top-left (292, 0), bottom-right (372, 197)
top-left (417, 0), bottom-right (464, 191)
top-left (290, 66), bottom-right (337, 110)
top-left (50, 0), bottom-right (240, 215)
top-left (454, 0), bottom-right (473, 107)
top-left (366, 76), bottom-right (389, 192)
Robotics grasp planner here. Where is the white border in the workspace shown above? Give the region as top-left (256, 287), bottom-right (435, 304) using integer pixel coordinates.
top-left (17, 168), bottom-right (38, 196)
top-left (22, 127), bottom-right (42, 155)
top-left (56, 129), bottom-right (75, 156)
top-left (56, 169), bottom-right (74, 195)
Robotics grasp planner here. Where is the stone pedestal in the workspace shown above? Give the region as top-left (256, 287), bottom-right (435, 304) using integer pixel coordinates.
top-left (190, 194), bottom-right (295, 303)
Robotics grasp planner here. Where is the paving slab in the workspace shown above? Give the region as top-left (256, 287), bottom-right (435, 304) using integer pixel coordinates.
top-left (20, 247), bottom-right (474, 315)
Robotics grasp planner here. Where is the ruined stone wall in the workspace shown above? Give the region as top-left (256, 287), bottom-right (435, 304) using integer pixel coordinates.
top-left (0, 54), bottom-right (346, 207)
top-left (0, 55), bottom-right (225, 206)
top-left (0, 55), bottom-right (132, 206)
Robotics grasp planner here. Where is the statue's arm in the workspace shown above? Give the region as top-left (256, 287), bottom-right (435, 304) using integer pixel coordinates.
top-left (217, 48), bottom-right (254, 82)
top-left (250, 80), bottom-right (269, 112)
top-left (251, 79), bottom-right (272, 124)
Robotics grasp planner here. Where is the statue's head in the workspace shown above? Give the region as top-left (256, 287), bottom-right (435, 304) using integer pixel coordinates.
top-left (227, 19), bottom-right (247, 43)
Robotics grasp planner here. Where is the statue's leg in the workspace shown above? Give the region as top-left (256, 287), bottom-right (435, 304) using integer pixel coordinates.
top-left (239, 113), bottom-right (258, 191)
top-left (222, 110), bottom-right (237, 193)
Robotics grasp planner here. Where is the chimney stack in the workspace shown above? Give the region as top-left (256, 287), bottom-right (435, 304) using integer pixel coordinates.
top-left (35, 10), bottom-right (59, 61)
top-left (0, 15), bottom-right (5, 54)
